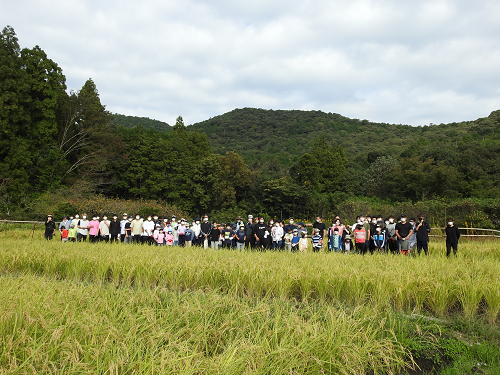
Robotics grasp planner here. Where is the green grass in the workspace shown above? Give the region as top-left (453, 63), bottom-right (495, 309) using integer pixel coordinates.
top-left (0, 234), bottom-right (499, 374)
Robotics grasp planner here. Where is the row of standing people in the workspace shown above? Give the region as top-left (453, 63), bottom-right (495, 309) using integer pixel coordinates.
top-left (46, 212), bottom-right (460, 257)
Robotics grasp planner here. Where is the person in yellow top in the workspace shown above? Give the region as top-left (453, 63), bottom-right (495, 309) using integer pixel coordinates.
top-left (130, 214), bottom-right (144, 244)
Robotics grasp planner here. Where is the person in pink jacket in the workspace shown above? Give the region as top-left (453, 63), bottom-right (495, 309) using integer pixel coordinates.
top-left (88, 216), bottom-right (100, 243)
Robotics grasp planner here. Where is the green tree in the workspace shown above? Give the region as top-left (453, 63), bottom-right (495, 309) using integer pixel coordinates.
top-left (290, 135), bottom-right (347, 193)
top-left (0, 26), bottom-right (67, 214)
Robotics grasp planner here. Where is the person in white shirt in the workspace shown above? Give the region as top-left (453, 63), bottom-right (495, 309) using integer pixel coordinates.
top-left (191, 218), bottom-right (201, 246)
top-left (271, 222), bottom-right (284, 250)
top-left (120, 213), bottom-right (128, 242)
top-left (142, 215), bottom-right (155, 245)
top-left (77, 214), bottom-right (89, 242)
top-left (99, 216), bottom-right (110, 242)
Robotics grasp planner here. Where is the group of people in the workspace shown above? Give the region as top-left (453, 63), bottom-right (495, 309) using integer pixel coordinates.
top-left (45, 212), bottom-right (461, 257)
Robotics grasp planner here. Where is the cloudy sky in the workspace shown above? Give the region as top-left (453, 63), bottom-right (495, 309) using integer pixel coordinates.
top-left (2, 0), bottom-right (500, 126)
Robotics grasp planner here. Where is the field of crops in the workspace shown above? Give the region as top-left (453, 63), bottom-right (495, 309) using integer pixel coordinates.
top-left (1, 233), bottom-right (499, 374)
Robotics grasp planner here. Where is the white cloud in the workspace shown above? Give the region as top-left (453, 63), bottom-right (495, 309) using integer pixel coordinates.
top-left (1, 0), bottom-right (499, 126)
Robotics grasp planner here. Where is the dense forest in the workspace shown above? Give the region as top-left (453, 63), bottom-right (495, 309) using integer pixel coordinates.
top-left (2, 25), bottom-right (500, 227)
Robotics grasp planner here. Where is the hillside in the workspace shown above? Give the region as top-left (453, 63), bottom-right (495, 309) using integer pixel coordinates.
top-left (188, 107), bottom-right (500, 167)
top-left (112, 114), bottom-right (172, 132)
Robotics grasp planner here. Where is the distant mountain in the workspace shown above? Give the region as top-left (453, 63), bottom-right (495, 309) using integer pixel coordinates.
top-left (112, 114), bottom-right (172, 132)
top-left (188, 107), bottom-right (500, 167)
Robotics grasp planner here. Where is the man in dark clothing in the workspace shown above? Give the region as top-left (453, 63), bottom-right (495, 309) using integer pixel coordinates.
top-left (109, 215), bottom-right (121, 243)
top-left (200, 215), bottom-right (212, 249)
top-left (445, 218), bottom-right (460, 257)
top-left (245, 215), bottom-right (255, 249)
top-left (414, 213), bottom-right (431, 255)
top-left (395, 215), bottom-right (413, 256)
top-left (254, 216), bottom-right (269, 250)
top-left (283, 217), bottom-right (297, 235)
top-left (45, 215), bottom-right (56, 240)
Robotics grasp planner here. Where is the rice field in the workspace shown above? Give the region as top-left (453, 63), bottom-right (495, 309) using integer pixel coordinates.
top-left (1, 233), bottom-right (499, 374)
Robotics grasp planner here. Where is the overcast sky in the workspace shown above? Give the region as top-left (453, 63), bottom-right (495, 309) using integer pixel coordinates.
top-left (2, 0), bottom-right (500, 126)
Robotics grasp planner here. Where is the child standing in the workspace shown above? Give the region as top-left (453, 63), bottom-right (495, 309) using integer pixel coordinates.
top-left (68, 223), bottom-right (77, 242)
top-left (329, 228), bottom-right (342, 253)
top-left (284, 228), bottom-right (294, 252)
top-left (311, 228), bottom-right (323, 252)
top-left (61, 226), bottom-right (69, 243)
top-left (343, 234), bottom-right (353, 253)
top-left (155, 228), bottom-right (165, 246)
top-left (165, 230), bottom-right (174, 246)
top-left (235, 225), bottom-right (246, 251)
top-left (299, 232), bottom-right (308, 252)
top-left (373, 226), bottom-right (386, 252)
top-left (291, 229), bottom-right (300, 252)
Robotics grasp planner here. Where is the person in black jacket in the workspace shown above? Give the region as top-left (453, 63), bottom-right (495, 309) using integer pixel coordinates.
top-left (109, 215), bottom-right (121, 243)
top-left (200, 215), bottom-right (212, 249)
top-left (414, 213), bottom-right (431, 255)
top-left (45, 214), bottom-right (56, 240)
top-left (445, 218), bottom-right (460, 257)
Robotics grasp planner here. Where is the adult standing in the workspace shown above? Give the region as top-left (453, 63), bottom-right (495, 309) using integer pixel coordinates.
top-left (245, 215), bottom-right (254, 249)
top-left (130, 214), bottom-right (144, 244)
top-left (254, 216), bottom-right (270, 250)
top-left (109, 215), bottom-right (121, 243)
top-left (45, 214), bottom-right (56, 240)
top-left (414, 213), bottom-right (431, 255)
top-left (395, 215), bottom-right (413, 256)
top-left (142, 215), bottom-right (155, 245)
top-left (120, 213), bottom-right (128, 242)
top-left (58, 216), bottom-right (70, 240)
top-left (99, 215), bottom-right (111, 242)
top-left (313, 215), bottom-right (327, 248)
top-left (385, 216), bottom-right (397, 254)
top-left (271, 222), bottom-right (284, 250)
top-left (283, 217), bottom-right (297, 234)
top-left (200, 215), bottom-right (212, 249)
top-left (88, 216), bottom-right (100, 243)
top-left (77, 214), bottom-right (89, 242)
top-left (445, 218), bottom-right (460, 257)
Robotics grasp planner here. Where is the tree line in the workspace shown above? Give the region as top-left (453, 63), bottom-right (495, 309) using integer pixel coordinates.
top-left (2, 25), bottom-right (500, 228)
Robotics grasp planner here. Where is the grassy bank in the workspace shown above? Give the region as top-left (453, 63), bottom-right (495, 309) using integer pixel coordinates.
top-left (0, 235), bottom-right (499, 373)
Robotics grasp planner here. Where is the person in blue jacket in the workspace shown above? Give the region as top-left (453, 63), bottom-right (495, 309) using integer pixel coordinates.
top-left (373, 225), bottom-right (386, 252)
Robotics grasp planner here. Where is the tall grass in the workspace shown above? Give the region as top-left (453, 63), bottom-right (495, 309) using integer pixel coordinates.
top-left (1, 236), bottom-right (499, 321)
top-left (0, 273), bottom-right (409, 374)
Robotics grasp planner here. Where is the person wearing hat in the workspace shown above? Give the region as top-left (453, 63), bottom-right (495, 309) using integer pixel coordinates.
top-left (45, 214), bottom-right (56, 240)
top-left (245, 215), bottom-right (255, 249)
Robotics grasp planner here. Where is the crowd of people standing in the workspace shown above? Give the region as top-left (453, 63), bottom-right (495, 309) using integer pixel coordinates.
top-left (45, 212), bottom-right (461, 257)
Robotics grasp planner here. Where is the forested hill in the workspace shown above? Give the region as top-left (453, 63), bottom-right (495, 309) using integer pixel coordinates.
top-left (113, 114), bottom-right (172, 132)
top-left (188, 107), bottom-right (500, 169)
